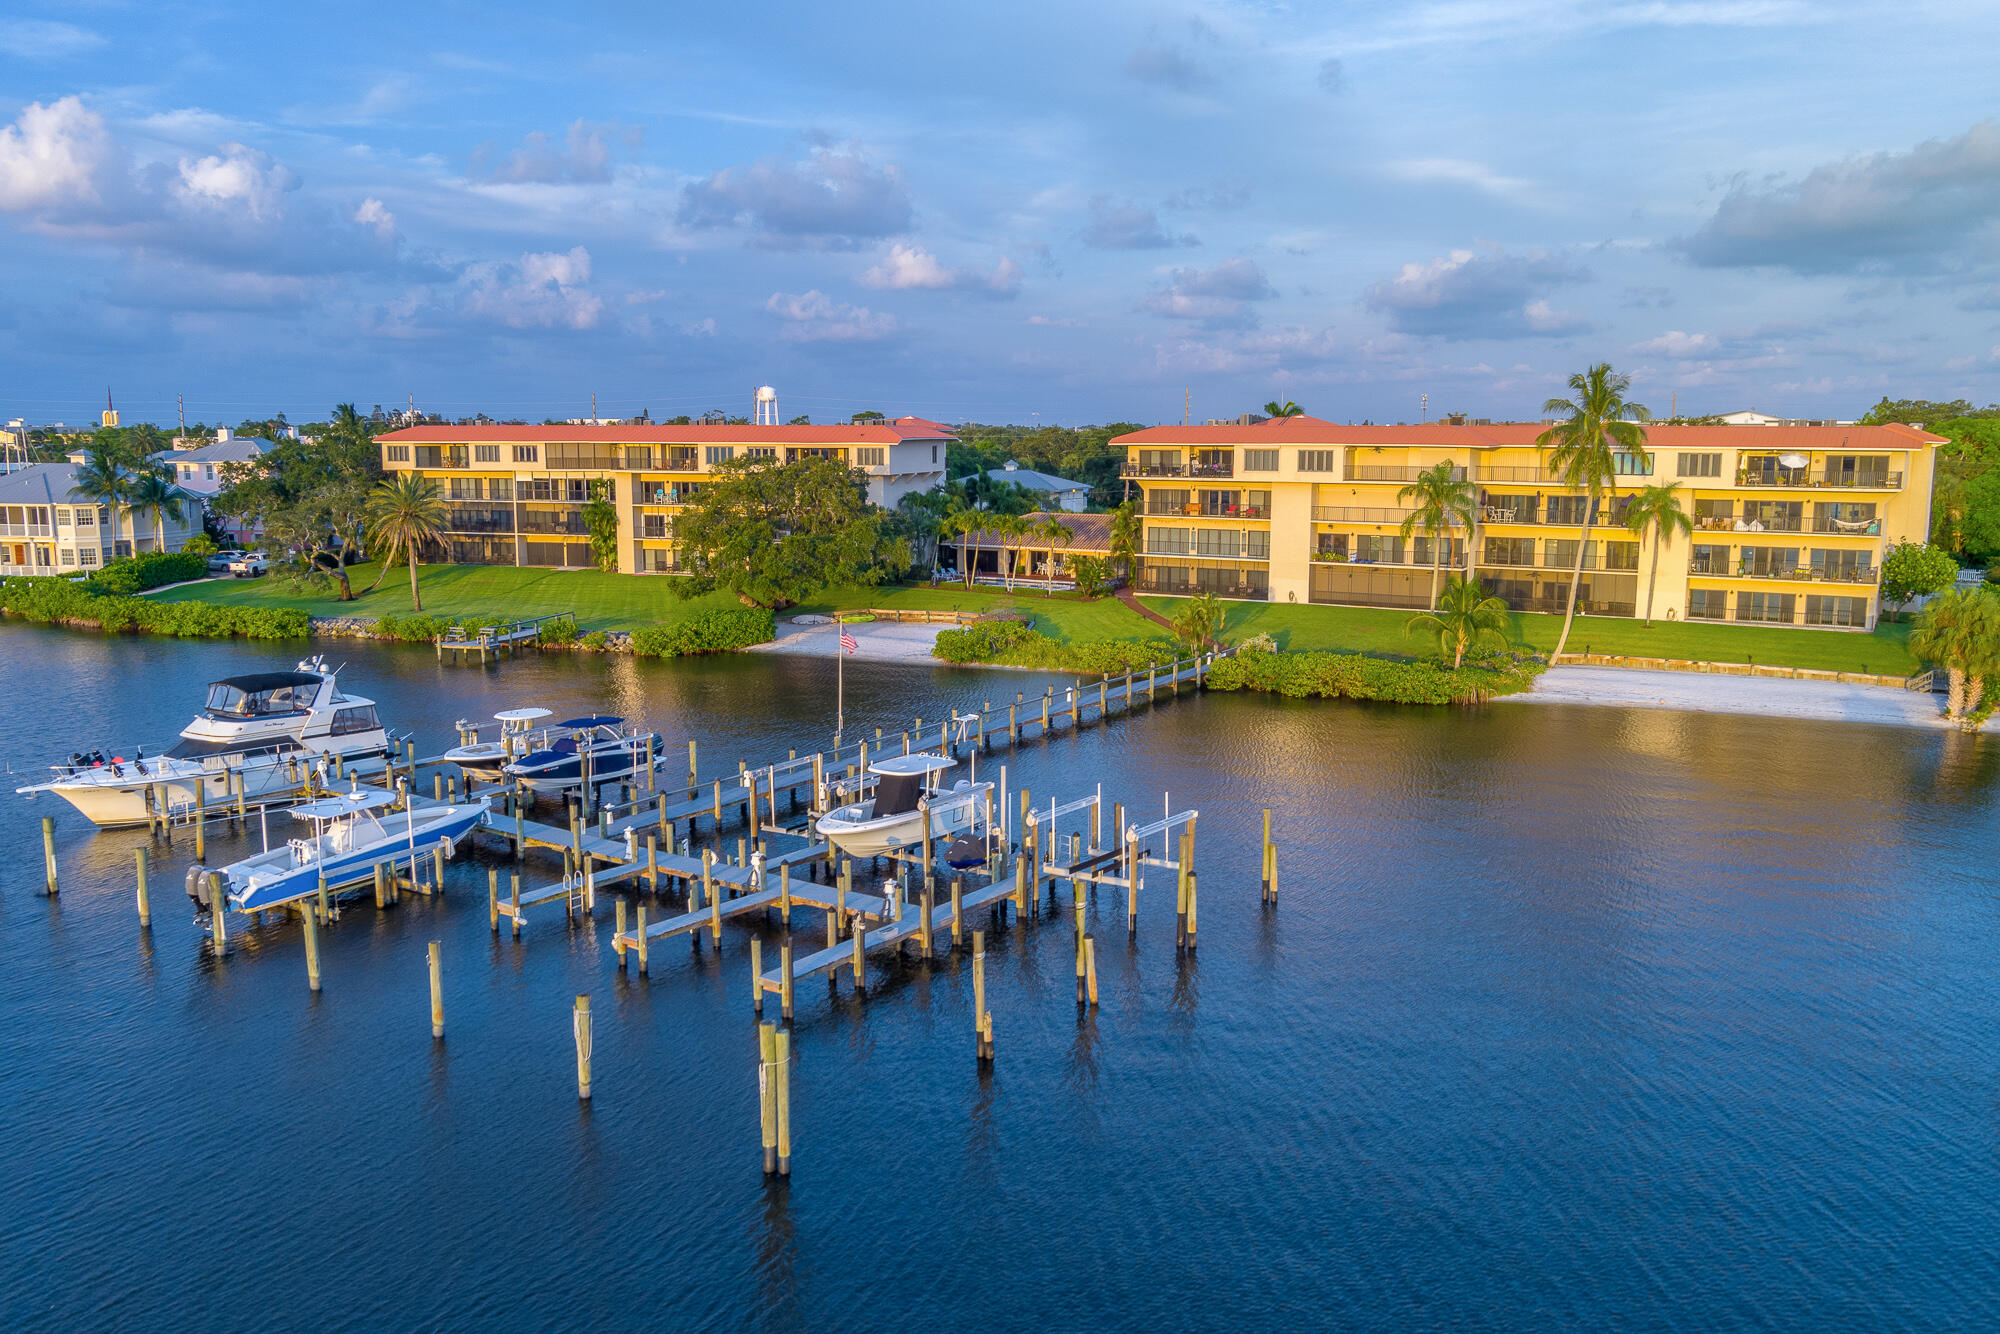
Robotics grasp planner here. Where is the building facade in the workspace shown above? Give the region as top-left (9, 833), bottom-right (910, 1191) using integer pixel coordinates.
top-left (374, 419), bottom-right (950, 574)
top-left (0, 463), bottom-right (199, 577)
top-left (157, 429), bottom-right (276, 544)
top-left (1113, 417), bottom-right (1943, 629)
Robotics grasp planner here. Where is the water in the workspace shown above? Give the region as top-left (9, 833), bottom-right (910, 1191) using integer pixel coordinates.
top-left (4, 623), bottom-right (2000, 1332)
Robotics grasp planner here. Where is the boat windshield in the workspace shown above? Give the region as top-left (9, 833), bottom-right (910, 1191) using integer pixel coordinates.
top-left (205, 681), bottom-right (314, 716)
top-left (874, 771), bottom-right (926, 817)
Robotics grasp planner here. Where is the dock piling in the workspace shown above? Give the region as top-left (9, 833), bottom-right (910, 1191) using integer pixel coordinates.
top-left (574, 995), bottom-right (593, 1101)
top-left (637, 903), bottom-right (649, 975)
top-left (302, 899), bottom-right (321, 991)
top-left (972, 929), bottom-right (989, 1062)
top-left (134, 847), bottom-right (150, 926)
top-left (774, 1029), bottom-right (792, 1177)
top-left (616, 899), bottom-right (628, 969)
top-left (488, 867), bottom-right (499, 931)
top-left (758, 1022), bottom-right (779, 1174)
top-left (429, 941), bottom-right (444, 1038)
top-left (207, 871), bottom-right (227, 951)
top-left (751, 938), bottom-right (764, 1014)
top-left (781, 939), bottom-right (795, 1021)
top-left (1085, 936), bottom-right (1099, 1007)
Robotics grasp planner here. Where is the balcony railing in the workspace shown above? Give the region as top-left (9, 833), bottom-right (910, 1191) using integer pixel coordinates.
top-left (1313, 506), bottom-right (1441, 524)
top-left (1148, 501), bottom-right (1270, 518)
top-left (1692, 563), bottom-right (1880, 584)
top-left (1312, 552), bottom-right (1467, 570)
top-left (1737, 471), bottom-right (1902, 489)
top-left (1123, 462), bottom-right (1235, 479)
top-left (1144, 543), bottom-right (1270, 561)
top-left (0, 523), bottom-right (53, 538)
top-left (518, 513), bottom-right (589, 536)
top-left (1696, 514), bottom-right (1808, 533)
top-left (1347, 465), bottom-right (1466, 483)
top-left (1475, 466), bottom-right (1563, 484)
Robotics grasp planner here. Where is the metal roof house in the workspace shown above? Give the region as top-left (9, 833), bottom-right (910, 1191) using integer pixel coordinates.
top-left (956, 459), bottom-right (1091, 512)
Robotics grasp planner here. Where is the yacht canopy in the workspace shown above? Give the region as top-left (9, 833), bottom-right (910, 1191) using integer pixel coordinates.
top-left (557, 715), bottom-right (623, 729)
top-left (496, 708), bottom-right (553, 722)
top-left (290, 789), bottom-right (396, 820)
top-left (868, 754), bottom-right (955, 777)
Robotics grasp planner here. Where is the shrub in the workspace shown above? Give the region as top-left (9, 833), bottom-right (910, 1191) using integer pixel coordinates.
top-left (0, 576), bottom-right (306, 640)
top-left (1204, 646), bottom-right (1542, 705)
top-left (536, 618), bottom-right (579, 646)
top-left (580, 630), bottom-right (609, 650)
top-left (86, 550), bottom-right (208, 595)
top-left (933, 621), bottom-right (1185, 672)
top-left (628, 607), bottom-right (775, 657)
top-left (373, 613), bottom-right (451, 642)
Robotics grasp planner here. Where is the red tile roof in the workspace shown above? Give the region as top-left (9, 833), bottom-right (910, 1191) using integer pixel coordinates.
top-left (377, 420), bottom-right (955, 444)
top-left (1111, 417), bottom-right (1945, 450)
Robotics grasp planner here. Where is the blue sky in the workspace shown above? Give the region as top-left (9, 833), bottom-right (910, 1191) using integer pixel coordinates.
top-left (3, 1), bottom-right (1999, 428)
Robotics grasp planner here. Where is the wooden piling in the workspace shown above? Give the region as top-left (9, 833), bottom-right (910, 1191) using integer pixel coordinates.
top-left (374, 861), bottom-right (387, 910)
top-left (302, 897), bottom-right (321, 991)
top-left (193, 782), bottom-right (206, 862)
top-left (1075, 892), bottom-right (1087, 1006)
top-left (759, 1022), bottom-right (779, 1174)
top-left (1175, 826), bottom-right (1191, 951)
top-left (488, 867), bottom-right (499, 931)
top-left (851, 924), bottom-right (867, 994)
top-left (774, 1029), bottom-right (792, 1177)
top-left (574, 995), bottom-right (593, 1101)
top-left (951, 878), bottom-right (964, 948)
top-left (1126, 836), bottom-right (1140, 938)
top-left (706, 853), bottom-right (721, 950)
top-left (1014, 856), bottom-right (1028, 919)
top-left (779, 861), bottom-right (792, 923)
top-left (781, 939), bottom-right (795, 1021)
top-left (645, 734), bottom-right (655, 792)
top-left (429, 941), bottom-right (444, 1038)
top-left (687, 738), bottom-right (698, 790)
top-left (919, 882), bottom-right (934, 955)
top-left (207, 871), bottom-right (227, 950)
top-left (637, 903), bottom-right (649, 975)
top-left (751, 938), bottom-right (764, 1014)
top-left (972, 929), bottom-right (988, 1061)
top-left (510, 871), bottom-right (522, 938)
top-left (647, 833), bottom-right (659, 891)
top-left (1186, 872), bottom-right (1198, 953)
top-left (134, 847), bottom-right (151, 926)
top-left (1085, 936), bottom-right (1099, 1007)
top-left (616, 898), bottom-right (628, 968)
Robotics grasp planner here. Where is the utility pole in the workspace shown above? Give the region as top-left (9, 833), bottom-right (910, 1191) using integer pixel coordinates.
top-left (1184, 386), bottom-right (1190, 426)
top-left (177, 393), bottom-right (185, 438)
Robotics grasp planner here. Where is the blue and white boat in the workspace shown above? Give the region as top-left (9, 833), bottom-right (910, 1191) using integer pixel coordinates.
top-left (192, 788), bottom-right (489, 913)
top-left (501, 716), bottom-right (663, 795)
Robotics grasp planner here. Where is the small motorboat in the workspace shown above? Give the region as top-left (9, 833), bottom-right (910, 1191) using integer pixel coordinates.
top-left (502, 715), bottom-right (663, 795)
top-left (16, 656), bottom-right (395, 827)
top-left (443, 708), bottom-right (553, 781)
top-left (815, 754), bottom-right (993, 859)
top-left (188, 787), bottom-right (488, 913)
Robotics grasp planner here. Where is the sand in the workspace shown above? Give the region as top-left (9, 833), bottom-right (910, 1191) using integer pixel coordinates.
top-left (1501, 665), bottom-right (1981, 733)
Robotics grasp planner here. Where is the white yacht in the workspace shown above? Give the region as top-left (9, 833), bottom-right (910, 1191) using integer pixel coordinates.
top-left (815, 754), bottom-right (993, 859)
top-left (16, 656), bottom-right (395, 827)
top-left (443, 707), bottom-right (553, 782)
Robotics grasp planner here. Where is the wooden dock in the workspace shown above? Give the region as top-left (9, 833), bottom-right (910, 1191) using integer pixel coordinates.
top-left (436, 612), bottom-right (577, 663)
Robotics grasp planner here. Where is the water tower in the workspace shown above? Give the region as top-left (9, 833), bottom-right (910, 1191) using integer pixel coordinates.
top-left (753, 385), bottom-right (779, 426)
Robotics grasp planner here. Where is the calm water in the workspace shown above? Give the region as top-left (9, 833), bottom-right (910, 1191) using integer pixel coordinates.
top-left (4, 624), bottom-right (2000, 1332)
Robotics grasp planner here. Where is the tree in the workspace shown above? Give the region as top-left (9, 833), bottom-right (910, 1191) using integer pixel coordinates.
top-left (988, 512), bottom-right (1031, 591)
top-left (670, 454), bottom-right (903, 608)
top-left (128, 467), bottom-right (187, 552)
top-left (1621, 483), bottom-right (1693, 627)
top-left (1068, 554), bottom-right (1111, 597)
top-left (1537, 364), bottom-right (1650, 656)
top-left (1262, 401), bottom-right (1303, 418)
top-left (215, 402), bottom-right (382, 599)
top-left (1173, 591), bottom-right (1226, 649)
top-left (1910, 587), bottom-right (2000, 726)
top-left (1033, 513), bottom-right (1074, 581)
top-left (582, 484), bottom-right (619, 572)
top-left (1108, 501), bottom-right (1141, 581)
top-left (1397, 460), bottom-right (1476, 609)
top-left (1879, 541), bottom-right (1960, 620)
top-left (938, 504), bottom-right (984, 589)
top-left (1406, 576), bottom-right (1513, 669)
top-left (71, 446), bottom-right (137, 553)
top-left (850, 410), bottom-right (885, 424)
top-left (895, 488), bottom-right (953, 573)
top-left (364, 473), bottom-right (449, 611)
top-left (786, 414), bottom-right (811, 426)
top-left (1859, 397), bottom-right (1993, 427)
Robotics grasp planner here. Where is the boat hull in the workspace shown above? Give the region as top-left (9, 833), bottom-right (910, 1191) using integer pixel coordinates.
top-left (222, 803), bottom-right (488, 911)
top-left (815, 783), bottom-right (989, 859)
top-left (505, 735), bottom-right (661, 795)
top-left (23, 752), bottom-right (382, 828)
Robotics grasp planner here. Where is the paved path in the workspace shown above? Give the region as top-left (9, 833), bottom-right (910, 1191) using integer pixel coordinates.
top-left (750, 619), bottom-right (947, 662)
top-left (1117, 588), bottom-right (1177, 632)
top-left (1501, 666), bottom-right (1984, 732)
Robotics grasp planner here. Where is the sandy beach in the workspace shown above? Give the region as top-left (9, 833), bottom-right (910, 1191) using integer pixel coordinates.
top-left (749, 618), bottom-right (949, 662)
top-left (1503, 665), bottom-right (1980, 732)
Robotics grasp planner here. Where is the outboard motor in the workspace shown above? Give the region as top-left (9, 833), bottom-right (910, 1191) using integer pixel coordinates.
top-left (185, 863), bottom-right (211, 908)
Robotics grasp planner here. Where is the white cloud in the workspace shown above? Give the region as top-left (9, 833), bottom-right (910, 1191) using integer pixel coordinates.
top-left (462, 246), bottom-right (604, 330)
top-left (765, 289), bottom-right (896, 342)
top-left (1633, 330), bottom-right (1716, 357)
top-left (1141, 256), bottom-right (1277, 328)
top-left (176, 144), bottom-right (298, 220)
top-left (353, 197), bottom-right (395, 240)
top-left (1364, 246), bottom-right (1590, 339)
top-left (1384, 157), bottom-right (1534, 200)
top-left (860, 243), bottom-right (1020, 296)
top-left (0, 96), bottom-right (113, 213)
top-left (680, 144), bottom-right (911, 250)
top-left (1027, 315), bottom-right (1082, 328)
top-left (473, 121), bottom-right (637, 185)
top-left (0, 20), bottom-right (105, 60)
top-left (1522, 298), bottom-right (1588, 335)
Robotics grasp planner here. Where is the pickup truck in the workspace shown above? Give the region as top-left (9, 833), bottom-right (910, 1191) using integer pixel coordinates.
top-left (227, 553), bottom-right (269, 578)
top-left (207, 549), bottom-right (249, 573)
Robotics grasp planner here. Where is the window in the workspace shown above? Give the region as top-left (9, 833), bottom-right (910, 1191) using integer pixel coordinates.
top-left (1737, 592), bottom-right (1796, 624)
top-left (516, 478), bottom-right (555, 501)
top-left (1545, 539), bottom-right (1586, 569)
top-left (474, 444), bottom-right (500, 463)
top-left (1297, 450), bottom-right (1336, 473)
top-left (856, 447), bottom-right (885, 467)
top-left (1693, 498), bottom-right (1732, 530)
top-left (59, 549), bottom-right (75, 567)
top-left (1678, 452), bottom-right (1722, 478)
top-left (1805, 595), bottom-right (1869, 626)
top-left (54, 507), bottom-right (70, 525)
top-left (1742, 455), bottom-right (1807, 487)
top-left (385, 445), bottom-right (410, 462)
top-left (1687, 589), bottom-right (1727, 620)
top-left (204, 465), bottom-right (215, 480)
top-left (76, 508), bottom-right (95, 528)
top-left (705, 446), bottom-right (734, 466)
top-left (1612, 450), bottom-right (1653, 475)
top-left (1355, 534), bottom-right (1404, 564)
top-left (1739, 546), bottom-right (1800, 577)
top-left (1243, 449), bottom-right (1279, 472)
top-left (746, 447), bottom-right (776, 459)
top-left (624, 447), bottom-right (652, 470)
top-left (642, 514), bottom-right (667, 538)
top-left (931, 445), bottom-right (938, 464)
top-left (1690, 543), bottom-right (1729, 575)
top-left (1191, 529), bottom-right (1244, 559)
top-left (1546, 495), bottom-right (1596, 526)
top-left (488, 477), bottom-right (511, 500)
top-left (1815, 501), bottom-right (1879, 534)
top-left (330, 705), bottom-right (381, 736)
top-left (1412, 536), bottom-right (1464, 567)
top-left (1483, 537), bottom-right (1536, 566)
top-left (1145, 488), bottom-right (1190, 517)
top-left (1603, 541), bottom-right (1640, 572)
top-left (1244, 529), bottom-right (1270, 560)
top-left (513, 445), bottom-right (539, 464)
top-left (79, 547), bottom-right (98, 566)
top-left (1809, 548), bottom-right (1872, 581)
top-left (1145, 526), bottom-right (1190, 555)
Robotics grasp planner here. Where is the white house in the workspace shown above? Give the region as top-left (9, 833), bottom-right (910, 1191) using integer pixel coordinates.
top-left (0, 462), bottom-right (199, 577)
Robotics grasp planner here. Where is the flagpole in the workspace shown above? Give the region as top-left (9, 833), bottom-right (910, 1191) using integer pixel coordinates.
top-left (835, 616), bottom-right (844, 744)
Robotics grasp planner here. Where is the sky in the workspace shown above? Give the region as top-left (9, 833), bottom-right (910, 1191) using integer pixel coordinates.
top-left (3, 1), bottom-right (2000, 429)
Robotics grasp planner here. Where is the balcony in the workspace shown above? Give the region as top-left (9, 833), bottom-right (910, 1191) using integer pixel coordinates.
top-left (1475, 466), bottom-right (1564, 484)
top-left (1737, 469), bottom-right (1902, 489)
top-left (1347, 465), bottom-right (1467, 483)
top-left (1313, 506), bottom-right (1440, 525)
top-left (0, 522), bottom-right (53, 539)
top-left (414, 447), bottom-right (468, 469)
top-left (1312, 551), bottom-right (1466, 571)
top-left (518, 512), bottom-right (589, 536)
top-left (1692, 562), bottom-right (1880, 585)
top-left (664, 448), bottom-right (700, 471)
top-left (1148, 499), bottom-right (1270, 518)
top-left (1123, 461), bottom-right (1236, 479)
top-left (442, 506), bottom-right (514, 534)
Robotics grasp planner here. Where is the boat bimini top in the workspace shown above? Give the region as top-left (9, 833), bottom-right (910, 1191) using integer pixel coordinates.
top-left (867, 754), bottom-right (957, 817)
top-left (289, 788), bottom-right (397, 822)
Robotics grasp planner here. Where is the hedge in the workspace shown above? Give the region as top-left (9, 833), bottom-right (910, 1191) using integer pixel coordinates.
top-left (373, 613), bottom-right (455, 642)
top-left (933, 621), bottom-right (1185, 672)
top-left (628, 607), bottom-right (775, 657)
top-left (1203, 647), bottom-right (1543, 704)
top-left (0, 576), bottom-right (308, 640)
top-left (86, 550), bottom-right (208, 595)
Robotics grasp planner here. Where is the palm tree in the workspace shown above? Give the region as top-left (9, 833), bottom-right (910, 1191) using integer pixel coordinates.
top-left (989, 512), bottom-right (1032, 591)
top-left (1406, 576), bottom-right (1513, 669)
top-left (1108, 501), bottom-right (1141, 583)
top-left (128, 467), bottom-right (187, 552)
top-left (363, 472), bottom-right (449, 611)
top-left (1621, 483), bottom-right (1693, 627)
top-left (1263, 400), bottom-right (1303, 418)
top-left (71, 447), bottom-right (136, 556)
top-left (1910, 587), bottom-right (2000, 727)
top-left (939, 505), bottom-right (983, 589)
top-left (1397, 460), bottom-right (1477, 610)
top-left (1034, 513), bottom-right (1074, 582)
top-left (1537, 364), bottom-right (1650, 657)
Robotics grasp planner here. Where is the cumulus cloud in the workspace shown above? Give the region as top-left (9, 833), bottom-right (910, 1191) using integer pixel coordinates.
top-left (354, 197), bottom-right (395, 241)
top-left (461, 246), bottom-right (603, 330)
top-left (1081, 196), bottom-right (1198, 249)
top-left (1680, 120), bottom-right (2000, 273)
top-left (1141, 256), bottom-right (1276, 328)
top-left (765, 289), bottom-right (897, 342)
top-left (472, 120), bottom-right (638, 184)
top-left (0, 96), bottom-right (116, 214)
top-left (0, 20), bottom-right (105, 59)
top-left (176, 143), bottom-right (299, 220)
top-left (859, 243), bottom-right (1020, 296)
top-left (1364, 246), bottom-right (1590, 339)
top-left (1125, 44), bottom-right (1210, 91)
top-left (1633, 330), bottom-right (1717, 357)
top-left (679, 144), bottom-right (910, 250)
top-left (1384, 158), bottom-right (1532, 200)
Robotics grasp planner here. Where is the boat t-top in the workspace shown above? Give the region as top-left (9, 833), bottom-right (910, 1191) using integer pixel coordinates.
top-left (502, 715), bottom-right (664, 796)
top-left (188, 786), bottom-right (488, 914)
top-left (815, 753), bottom-right (993, 859)
top-left (16, 656), bottom-right (395, 827)
top-left (443, 708), bottom-right (554, 781)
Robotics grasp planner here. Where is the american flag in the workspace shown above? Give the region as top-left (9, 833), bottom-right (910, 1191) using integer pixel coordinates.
top-left (839, 629), bottom-right (858, 655)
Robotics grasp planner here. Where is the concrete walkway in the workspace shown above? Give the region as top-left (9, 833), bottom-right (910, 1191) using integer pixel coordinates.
top-left (1501, 665), bottom-right (1986, 733)
top-left (750, 619), bottom-right (947, 663)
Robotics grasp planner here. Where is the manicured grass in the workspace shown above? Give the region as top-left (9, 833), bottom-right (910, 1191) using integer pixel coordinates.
top-left (154, 563), bottom-right (1919, 673)
top-left (1150, 597), bottom-right (1920, 676)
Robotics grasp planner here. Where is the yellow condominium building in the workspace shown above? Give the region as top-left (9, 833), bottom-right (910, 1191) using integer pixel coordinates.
top-left (375, 418), bottom-right (951, 574)
top-left (1112, 416), bottom-right (1945, 630)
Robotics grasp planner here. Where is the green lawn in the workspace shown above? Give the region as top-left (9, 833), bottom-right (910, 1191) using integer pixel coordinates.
top-left (1165, 598), bottom-right (1919, 676)
top-left (155, 563), bottom-right (1919, 674)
